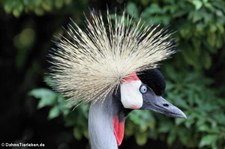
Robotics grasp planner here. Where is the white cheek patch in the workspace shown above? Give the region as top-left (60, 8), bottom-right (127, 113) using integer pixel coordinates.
top-left (120, 80), bottom-right (143, 109)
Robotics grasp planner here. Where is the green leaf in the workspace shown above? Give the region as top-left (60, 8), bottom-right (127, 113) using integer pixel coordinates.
top-left (41, 0), bottom-right (52, 11)
top-left (48, 106), bottom-right (60, 119)
top-left (175, 118), bottom-right (186, 126)
top-left (140, 0), bottom-right (149, 6)
top-left (44, 76), bottom-right (56, 88)
top-left (135, 132), bottom-right (148, 145)
top-left (199, 134), bottom-right (218, 147)
top-left (146, 3), bottom-right (162, 14)
top-left (167, 129), bottom-right (177, 145)
top-left (3, 0), bottom-right (13, 13)
top-left (73, 127), bottom-right (82, 140)
top-left (12, 8), bottom-right (21, 17)
top-left (57, 95), bottom-right (70, 116)
top-left (129, 111), bottom-right (142, 125)
top-left (191, 0), bottom-right (203, 10)
top-left (158, 121), bottom-right (173, 133)
top-left (34, 7), bottom-right (44, 15)
top-left (199, 124), bottom-right (211, 132)
top-left (55, 0), bottom-right (63, 8)
top-left (207, 32), bottom-right (216, 47)
top-left (126, 2), bottom-right (139, 18)
top-left (203, 52), bottom-right (211, 69)
top-left (29, 88), bottom-right (57, 108)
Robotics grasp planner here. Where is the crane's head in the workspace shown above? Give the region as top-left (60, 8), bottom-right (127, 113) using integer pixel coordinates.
top-left (120, 69), bottom-right (186, 118)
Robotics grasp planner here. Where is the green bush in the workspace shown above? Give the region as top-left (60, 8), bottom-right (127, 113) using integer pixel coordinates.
top-left (124, 1), bottom-right (225, 148)
top-left (2, 0), bottom-right (70, 16)
top-left (1, 0), bottom-right (88, 16)
top-left (3, 0), bottom-right (224, 148)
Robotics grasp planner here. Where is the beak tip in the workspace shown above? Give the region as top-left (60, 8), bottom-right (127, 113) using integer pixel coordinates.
top-left (182, 114), bottom-right (187, 119)
top-left (178, 111), bottom-right (187, 119)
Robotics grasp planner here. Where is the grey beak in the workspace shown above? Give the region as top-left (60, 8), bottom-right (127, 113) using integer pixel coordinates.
top-left (141, 92), bottom-right (186, 118)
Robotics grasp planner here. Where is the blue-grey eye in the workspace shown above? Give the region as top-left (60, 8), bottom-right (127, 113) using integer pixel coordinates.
top-left (140, 84), bottom-right (148, 94)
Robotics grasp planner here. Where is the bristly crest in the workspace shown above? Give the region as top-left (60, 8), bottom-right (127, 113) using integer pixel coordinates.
top-left (49, 10), bottom-right (176, 107)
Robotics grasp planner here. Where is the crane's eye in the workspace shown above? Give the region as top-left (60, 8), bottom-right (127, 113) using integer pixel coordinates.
top-left (140, 84), bottom-right (148, 94)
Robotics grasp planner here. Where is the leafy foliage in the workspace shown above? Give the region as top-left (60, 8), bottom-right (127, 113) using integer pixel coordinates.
top-left (126, 0), bottom-right (225, 71)
top-left (3, 0), bottom-right (224, 148)
top-left (122, 1), bottom-right (225, 148)
top-left (2, 0), bottom-right (71, 17)
top-left (162, 67), bottom-right (225, 148)
top-left (124, 1), bottom-right (225, 148)
top-left (1, 0), bottom-right (89, 17)
top-left (30, 77), bottom-right (89, 140)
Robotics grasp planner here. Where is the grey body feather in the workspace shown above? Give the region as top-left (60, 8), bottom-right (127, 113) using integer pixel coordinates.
top-left (89, 93), bottom-right (118, 149)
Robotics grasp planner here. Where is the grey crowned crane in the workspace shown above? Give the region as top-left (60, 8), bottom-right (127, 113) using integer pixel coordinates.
top-left (49, 11), bottom-right (186, 149)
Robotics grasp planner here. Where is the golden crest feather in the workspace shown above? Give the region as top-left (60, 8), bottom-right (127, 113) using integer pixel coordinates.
top-left (49, 11), bottom-right (175, 106)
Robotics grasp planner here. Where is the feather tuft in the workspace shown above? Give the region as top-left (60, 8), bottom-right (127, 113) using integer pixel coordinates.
top-left (49, 11), bottom-right (176, 106)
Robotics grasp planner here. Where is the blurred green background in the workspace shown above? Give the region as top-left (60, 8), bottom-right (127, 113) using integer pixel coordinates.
top-left (0, 0), bottom-right (225, 149)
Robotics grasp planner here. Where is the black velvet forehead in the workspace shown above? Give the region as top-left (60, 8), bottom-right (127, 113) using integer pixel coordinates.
top-left (137, 69), bottom-right (166, 96)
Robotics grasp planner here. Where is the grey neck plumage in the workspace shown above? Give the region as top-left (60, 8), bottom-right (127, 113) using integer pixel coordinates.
top-left (88, 92), bottom-right (126, 149)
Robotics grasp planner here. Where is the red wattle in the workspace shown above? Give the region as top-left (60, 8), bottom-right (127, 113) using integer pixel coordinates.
top-left (113, 116), bottom-right (125, 146)
top-left (123, 72), bottom-right (139, 82)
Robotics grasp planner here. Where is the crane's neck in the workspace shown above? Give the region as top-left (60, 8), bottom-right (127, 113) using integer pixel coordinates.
top-left (88, 92), bottom-right (130, 149)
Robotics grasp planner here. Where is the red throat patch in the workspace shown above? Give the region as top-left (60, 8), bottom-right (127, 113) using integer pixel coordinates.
top-left (123, 72), bottom-right (139, 83)
top-left (113, 116), bottom-right (125, 146)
